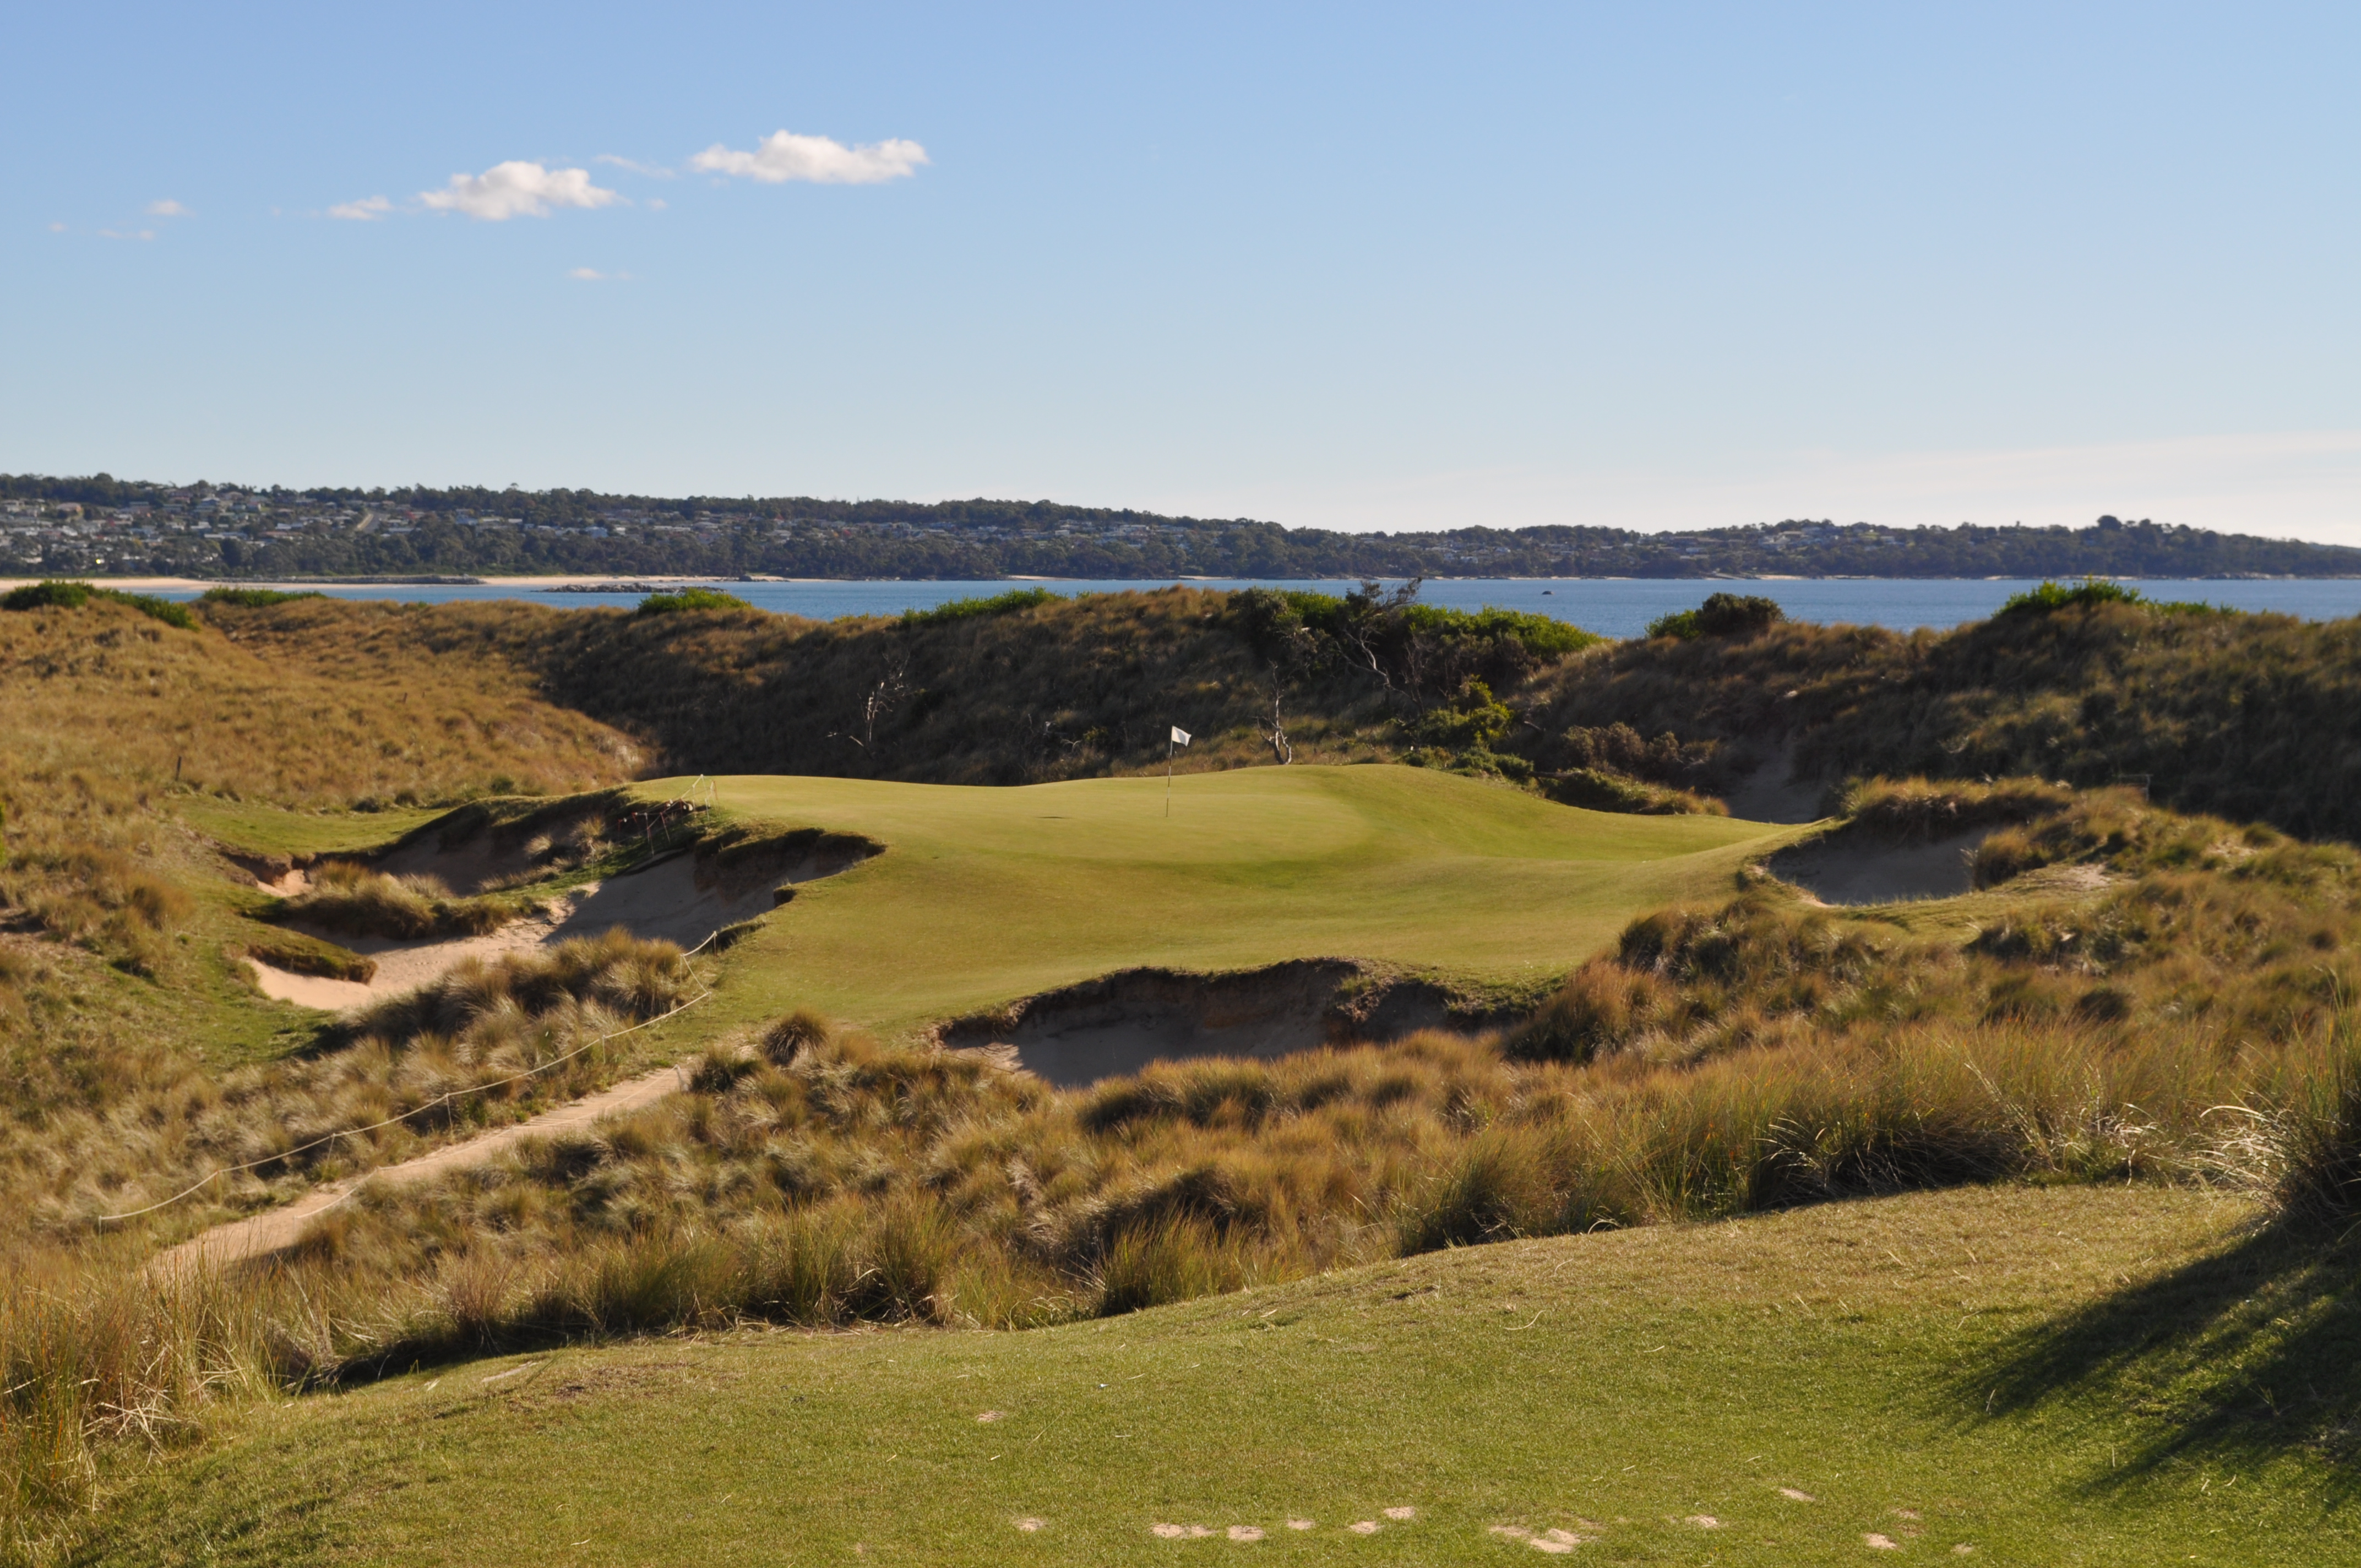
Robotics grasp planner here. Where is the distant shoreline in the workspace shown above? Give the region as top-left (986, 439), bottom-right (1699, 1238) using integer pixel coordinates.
top-left (7, 571), bottom-right (2358, 592)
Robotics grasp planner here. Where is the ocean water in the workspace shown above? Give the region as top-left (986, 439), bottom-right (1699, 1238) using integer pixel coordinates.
top-left (144, 576), bottom-right (2361, 640)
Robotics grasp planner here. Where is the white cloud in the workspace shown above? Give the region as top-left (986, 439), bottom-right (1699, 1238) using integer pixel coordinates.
top-left (419, 161), bottom-right (621, 221)
top-left (646, 197), bottom-right (668, 211)
top-left (47, 221), bottom-right (66, 233)
top-left (594, 154), bottom-right (673, 178)
top-left (146, 198), bottom-right (191, 217)
top-left (329, 194), bottom-right (393, 221)
top-left (567, 267), bottom-right (633, 282)
top-left (98, 228), bottom-right (155, 242)
top-left (689, 130), bottom-right (928, 185)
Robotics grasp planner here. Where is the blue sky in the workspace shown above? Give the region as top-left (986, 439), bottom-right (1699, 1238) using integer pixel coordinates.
top-left (5, 3), bottom-right (2358, 539)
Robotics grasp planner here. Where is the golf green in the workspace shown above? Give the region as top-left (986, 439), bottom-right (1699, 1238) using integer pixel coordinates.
top-left (675, 764), bottom-right (1801, 1037)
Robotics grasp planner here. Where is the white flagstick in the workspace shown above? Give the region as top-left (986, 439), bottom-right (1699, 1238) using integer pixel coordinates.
top-left (1167, 726), bottom-right (1191, 816)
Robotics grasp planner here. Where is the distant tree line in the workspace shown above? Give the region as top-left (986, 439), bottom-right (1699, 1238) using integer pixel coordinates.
top-left (6, 472), bottom-right (2357, 580)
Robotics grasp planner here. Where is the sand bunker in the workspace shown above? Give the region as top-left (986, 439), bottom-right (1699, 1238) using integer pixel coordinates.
top-left (934, 960), bottom-right (1506, 1088)
top-left (1766, 827), bottom-right (1991, 905)
top-left (373, 827), bottom-right (536, 895)
top-left (370, 797), bottom-right (629, 894)
top-left (1722, 741), bottom-right (1828, 825)
top-left (247, 896), bottom-right (588, 1008)
top-left (249, 833), bottom-right (879, 1011)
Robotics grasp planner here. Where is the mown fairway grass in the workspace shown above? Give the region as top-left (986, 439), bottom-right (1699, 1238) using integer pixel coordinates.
top-left (179, 799), bottom-right (448, 859)
top-left (682, 764), bottom-right (1800, 1036)
top-left (79, 1184), bottom-right (2351, 1567)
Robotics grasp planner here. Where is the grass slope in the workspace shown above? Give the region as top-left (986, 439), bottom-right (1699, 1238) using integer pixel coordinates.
top-left (685, 765), bottom-right (1796, 1035)
top-left (179, 800), bottom-right (447, 858)
top-left (79, 1184), bottom-right (2354, 1567)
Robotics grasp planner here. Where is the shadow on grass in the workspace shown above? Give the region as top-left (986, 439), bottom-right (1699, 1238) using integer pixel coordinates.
top-left (1961, 1211), bottom-right (2361, 1496)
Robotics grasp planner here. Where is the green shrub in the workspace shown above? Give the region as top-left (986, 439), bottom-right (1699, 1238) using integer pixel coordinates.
top-left (636, 587), bottom-right (754, 615)
top-left (1999, 578), bottom-right (2219, 617)
top-left (1, 580), bottom-right (195, 629)
top-left (1, 580), bottom-right (91, 611)
top-left (900, 587), bottom-right (1059, 627)
top-left (1999, 577), bottom-right (2146, 615)
top-left (107, 592), bottom-right (197, 630)
top-left (1248, 587), bottom-right (1597, 660)
top-left (1398, 602), bottom-right (1597, 658)
top-left (199, 586), bottom-right (325, 608)
top-left (1547, 767), bottom-right (1723, 815)
top-left (1645, 592), bottom-right (1785, 641)
top-left (1412, 679), bottom-right (1514, 750)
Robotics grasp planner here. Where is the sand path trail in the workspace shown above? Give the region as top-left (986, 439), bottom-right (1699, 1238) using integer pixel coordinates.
top-left (157, 1065), bottom-right (686, 1271)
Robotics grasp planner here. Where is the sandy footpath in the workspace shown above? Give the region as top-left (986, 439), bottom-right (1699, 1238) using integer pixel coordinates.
top-left (156, 1065), bottom-right (686, 1270)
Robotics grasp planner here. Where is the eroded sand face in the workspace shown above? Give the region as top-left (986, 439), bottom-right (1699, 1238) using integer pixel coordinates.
top-left (934, 961), bottom-right (1504, 1088)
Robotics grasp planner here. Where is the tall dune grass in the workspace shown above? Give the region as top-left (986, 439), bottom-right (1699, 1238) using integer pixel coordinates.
top-left (246, 1008), bottom-right (2289, 1358)
top-left (7, 973), bottom-right (2353, 1560)
top-left (3, 932), bottom-right (697, 1245)
top-left (272, 860), bottom-right (527, 939)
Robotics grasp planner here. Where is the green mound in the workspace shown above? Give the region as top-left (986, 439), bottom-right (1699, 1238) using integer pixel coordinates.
top-left (678, 764), bottom-right (1797, 1036)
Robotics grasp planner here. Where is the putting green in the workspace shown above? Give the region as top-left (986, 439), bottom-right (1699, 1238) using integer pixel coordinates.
top-left (667, 765), bottom-right (1799, 1036)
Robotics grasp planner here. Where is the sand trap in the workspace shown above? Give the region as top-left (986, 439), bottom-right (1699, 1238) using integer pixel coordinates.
top-left (155, 1064), bottom-right (685, 1271)
top-left (934, 960), bottom-right (1504, 1088)
top-left (249, 836), bottom-right (875, 1012)
top-left (543, 854), bottom-right (776, 949)
top-left (1767, 827), bottom-right (1991, 905)
top-left (1722, 741), bottom-right (1827, 825)
top-left (248, 894), bottom-right (592, 1009)
top-left (374, 828), bottom-right (536, 895)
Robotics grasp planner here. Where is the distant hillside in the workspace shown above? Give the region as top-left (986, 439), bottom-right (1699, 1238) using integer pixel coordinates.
top-left (154, 578), bottom-right (2361, 845)
top-left (6, 471), bottom-right (2358, 579)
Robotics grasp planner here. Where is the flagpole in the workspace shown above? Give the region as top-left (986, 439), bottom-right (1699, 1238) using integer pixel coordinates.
top-left (1166, 732), bottom-right (1174, 818)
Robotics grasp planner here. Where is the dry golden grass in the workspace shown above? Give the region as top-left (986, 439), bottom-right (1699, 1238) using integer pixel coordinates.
top-left (12, 581), bottom-right (2361, 1558)
top-left (0, 595), bottom-right (662, 1254)
top-left (0, 596), bottom-right (641, 812)
top-left (2, 931), bottom-right (698, 1248)
top-left (13, 812), bottom-right (2361, 1560)
top-left (274, 861), bottom-right (528, 940)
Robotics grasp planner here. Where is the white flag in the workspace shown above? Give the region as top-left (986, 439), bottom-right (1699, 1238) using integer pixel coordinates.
top-left (1170, 726), bottom-right (1192, 747)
